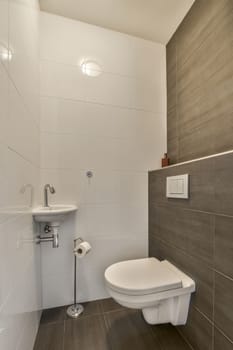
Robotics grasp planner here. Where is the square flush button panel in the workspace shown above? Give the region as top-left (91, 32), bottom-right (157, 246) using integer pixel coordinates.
top-left (166, 174), bottom-right (189, 199)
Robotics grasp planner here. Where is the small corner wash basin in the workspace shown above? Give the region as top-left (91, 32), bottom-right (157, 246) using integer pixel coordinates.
top-left (32, 205), bottom-right (78, 225)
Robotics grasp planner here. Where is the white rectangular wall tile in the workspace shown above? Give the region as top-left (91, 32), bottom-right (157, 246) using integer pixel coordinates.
top-left (75, 203), bottom-right (148, 238)
top-left (40, 96), bottom-right (164, 140)
top-left (41, 132), bottom-right (163, 171)
top-left (0, 63), bottom-right (8, 146)
top-left (0, 0), bottom-right (8, 56)
top-left (8, 81), bottom-right (40, 165)
top-left (40, 12), bottom-right (166, 307)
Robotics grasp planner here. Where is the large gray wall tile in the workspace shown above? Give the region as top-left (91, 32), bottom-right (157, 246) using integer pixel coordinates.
top-left (214, 273), bottom-right (233, 342)
top-left (178, 306), bottom-right (213, 350)
top-left (214, 154), bottom-right (233, 217)
top-left (176, 0), bottom-right (231, 68)
top-left (167, 0), bottom-right (233, 163)
top-left (153, 206), bottom-right (214, 265)
top-left (215, 216), bottom-right (233, 279)
top-left (214, 328), bottom-right (233, 350)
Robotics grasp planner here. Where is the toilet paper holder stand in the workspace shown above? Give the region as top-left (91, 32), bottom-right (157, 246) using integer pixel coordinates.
top-left (66, 237), bottom-right (85, 319)
top-left (73, 237), bottom-right (84, 254)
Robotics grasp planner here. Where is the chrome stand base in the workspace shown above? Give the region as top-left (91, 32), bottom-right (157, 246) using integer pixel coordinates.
top-left (66, 304), bottom-right (84, 319)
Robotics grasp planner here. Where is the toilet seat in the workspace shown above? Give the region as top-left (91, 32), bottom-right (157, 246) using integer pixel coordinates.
top-left (105, 257), bottom-right (182, 296)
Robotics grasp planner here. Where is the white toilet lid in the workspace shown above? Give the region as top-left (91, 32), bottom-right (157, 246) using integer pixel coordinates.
top-left (105, 257), bottom-right (182, 296)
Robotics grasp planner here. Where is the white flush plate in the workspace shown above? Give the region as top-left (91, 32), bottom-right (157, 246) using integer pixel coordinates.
top-left (166, 174), bottom-right (189, 199)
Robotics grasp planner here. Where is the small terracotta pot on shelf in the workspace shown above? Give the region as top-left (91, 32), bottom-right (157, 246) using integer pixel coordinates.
top-left (161, 153), bottom-right (169, 167)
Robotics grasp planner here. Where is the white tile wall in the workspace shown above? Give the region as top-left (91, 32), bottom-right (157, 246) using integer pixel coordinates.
top-left (40, 12), bottom-right (167, 307)
top-left (0, 1), bottom-right (41, 349)
top-left (40, 60), bottom-right (165, 113)
top-left (40, 12), bottom-right (166, 82)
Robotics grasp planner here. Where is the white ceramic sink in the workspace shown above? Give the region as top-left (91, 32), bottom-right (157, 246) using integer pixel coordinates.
top-left (32, 205), bottom-right (77, 225)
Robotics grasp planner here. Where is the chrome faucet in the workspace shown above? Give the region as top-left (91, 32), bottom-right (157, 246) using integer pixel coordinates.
top-left (44, 184), bottom-right (56, 207)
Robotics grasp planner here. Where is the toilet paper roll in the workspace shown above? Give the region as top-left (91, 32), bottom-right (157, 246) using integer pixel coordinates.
top-left (74, 241), bottom-right (91, 258)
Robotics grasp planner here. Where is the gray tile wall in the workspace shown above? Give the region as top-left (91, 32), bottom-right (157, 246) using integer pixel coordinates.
top-left (149, 152), bottom-right (233, 350)
top-left (166, 0), bottom-right (233, 164)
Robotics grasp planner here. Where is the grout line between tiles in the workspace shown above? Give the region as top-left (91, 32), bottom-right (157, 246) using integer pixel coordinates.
top-left (1, 58), bottom-right (40, 130)
top-left (212, 216), bottom-right (216, 350)
top-left (102, 308), bottom-right (134, 316)
top-left (65, 311), bottom-right (102, 322)
top-left (102, 313), bottom-right (114, 350)
top-left (40, 167), bottom-right (148, 174)
top-left (40, 93), bottom-right (164, 115)
top-left (62, 319), bottom-right (65, 350)
top-left (176, 328), bottom-right (195, 350)
top-left (214, 325), bottom-right (233, 345)
top-left (149, 202), bottom-right (233, 219)
top-left (40, 57), bottom-right (162, 84)
top-left (192, 305), bottom-right (214, 325)
top-left (150, 236), bottom-right (214, 270)
top-left (147, 325), bottom-right (164, 350)
top-left (7, 145), bottom-right (39, 168)
top-left (40, 129), bottom-right (149, 142)
top-left (102, 312), bottom-right (109, 331)
top-left (213, 270), bottom-right (233, 282)
top-left (40, 320), bottom-right (65, 327)
top-left (40, 167), bottom-right (150, 173)
top-left (175, 35), bottom-right (180, 164)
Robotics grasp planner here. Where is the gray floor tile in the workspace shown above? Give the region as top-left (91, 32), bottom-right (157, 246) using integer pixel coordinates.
top-left (40, 306), bottom-right (66, 325)
top-left (104, 309), bottom-right (162, 350)
top-left (34, 323), bottom-right (64, 350)
top-left (151, 324), bottom-right (191, 350)
top-left (100, 297), bottom-right (125, 313)
top-left (215, 215), bottom-right (233, 279)
top-left (64, 314), bottom-right (110, 350)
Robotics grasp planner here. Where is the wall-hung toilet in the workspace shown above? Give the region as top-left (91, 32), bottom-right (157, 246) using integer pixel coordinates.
top-left (105, 257), bottom-right (195, 325)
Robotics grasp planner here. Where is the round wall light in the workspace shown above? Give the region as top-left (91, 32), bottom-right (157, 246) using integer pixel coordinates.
top-left (80, 60), bottom-right (102, 77)
top-left (0, 48), bottom-right (12, 62)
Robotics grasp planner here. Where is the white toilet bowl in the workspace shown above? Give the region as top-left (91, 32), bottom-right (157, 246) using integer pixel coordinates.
top-left (104, 257), bottom-right (195, 325)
